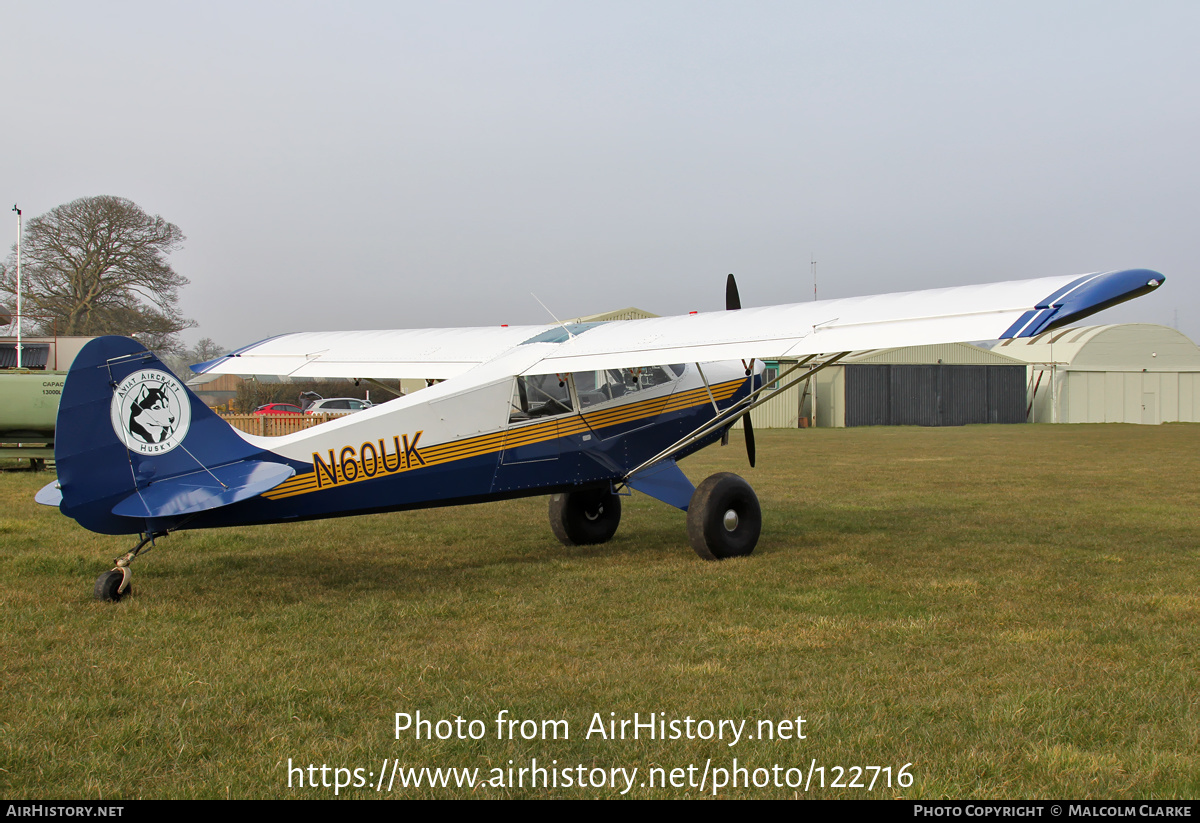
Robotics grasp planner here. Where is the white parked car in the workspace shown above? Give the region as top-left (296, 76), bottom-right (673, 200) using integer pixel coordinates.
top-left (304, 398), bottom-right (374, 416)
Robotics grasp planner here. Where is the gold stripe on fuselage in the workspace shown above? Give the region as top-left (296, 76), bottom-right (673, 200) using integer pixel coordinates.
top-left (262, 377), bottom-right (744, 500)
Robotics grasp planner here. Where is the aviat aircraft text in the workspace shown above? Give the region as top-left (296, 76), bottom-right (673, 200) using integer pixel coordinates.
top-left (312, 432), bottom-right (426, 489)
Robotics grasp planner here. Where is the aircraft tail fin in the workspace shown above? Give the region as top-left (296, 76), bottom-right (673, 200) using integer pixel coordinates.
top-left (51, 336), bottom-right (294, 535)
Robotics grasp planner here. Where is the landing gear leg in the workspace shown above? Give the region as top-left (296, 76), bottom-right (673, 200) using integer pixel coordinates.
top-left (94, 532), bottom-right (163, 602)
top-left (686, 473), bottom-right (761, 560)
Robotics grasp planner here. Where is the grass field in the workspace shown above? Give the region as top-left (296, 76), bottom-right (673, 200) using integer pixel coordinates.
top-left (1, 425), bottom-right (1197, 799)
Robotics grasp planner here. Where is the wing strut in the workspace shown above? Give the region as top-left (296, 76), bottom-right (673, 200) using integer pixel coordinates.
top-left (695, 363), bottom-right (722, 415)
top-left (623, 352), bottom-right (849, 480)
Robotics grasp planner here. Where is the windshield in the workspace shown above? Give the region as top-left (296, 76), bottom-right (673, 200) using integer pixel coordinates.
top-left (509, 374), bottom-right (574, 423)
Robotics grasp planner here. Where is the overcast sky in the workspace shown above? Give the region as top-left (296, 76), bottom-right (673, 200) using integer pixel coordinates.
top-left (3, 0), bottom-right (1197, 349)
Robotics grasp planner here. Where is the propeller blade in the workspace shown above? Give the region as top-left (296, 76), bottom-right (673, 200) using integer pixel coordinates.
top-left (744, 413), bottom-right (756, 468)
top-left (725, 273), bottom-right (753, 465)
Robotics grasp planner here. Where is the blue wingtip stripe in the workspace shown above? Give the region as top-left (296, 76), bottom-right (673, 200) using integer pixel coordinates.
top-left (1034, 272), bottom-right (1101, 309)
top-left (1001, 309), bottom-right (1039, 340)
top-left (1002, 268), bottom-right (1165, 339)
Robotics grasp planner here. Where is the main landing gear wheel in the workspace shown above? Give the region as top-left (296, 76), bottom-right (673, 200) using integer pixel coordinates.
top-left (549, 487), bottom-right (622, 546)
top-left (94, 568), bottom-right (131, 602)
top-left (686, 472), bottom-right (761, 561)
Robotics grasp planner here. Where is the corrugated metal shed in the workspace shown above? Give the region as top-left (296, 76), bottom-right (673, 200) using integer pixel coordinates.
top-left (841, 363), bottom-right (1026, 426)
top-left (993, 324), bottom-right (1200, 423)
top-left (747, 342), bottom-right (1028, 428)
top-left (0, 343), bottom-right (49, 369)
top-left (0, 336), bottom-right (94, 371)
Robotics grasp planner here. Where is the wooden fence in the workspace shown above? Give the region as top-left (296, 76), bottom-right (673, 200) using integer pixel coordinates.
top-left (220, 414), bottom-right (340, 437)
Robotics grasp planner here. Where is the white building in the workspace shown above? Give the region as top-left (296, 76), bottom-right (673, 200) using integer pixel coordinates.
top-left (992, 324), bottom-right (1200, 424)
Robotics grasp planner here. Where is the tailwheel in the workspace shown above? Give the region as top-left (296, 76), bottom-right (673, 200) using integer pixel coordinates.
top-left (94, 568), bottom-right (131, 602)
top-left (93, 532), bottom-right (162, 601)
top-left (686, 472), bottom-right (761, 560)
top-left (549, 487), bottom-right (622, 546)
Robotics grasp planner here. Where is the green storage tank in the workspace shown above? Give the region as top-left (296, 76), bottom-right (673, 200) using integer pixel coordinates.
top-left (0, 371), bottom-right (67, 439)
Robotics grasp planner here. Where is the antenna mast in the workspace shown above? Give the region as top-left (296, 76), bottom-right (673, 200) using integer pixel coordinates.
top-left (12, 205), bottom-right (21, 369)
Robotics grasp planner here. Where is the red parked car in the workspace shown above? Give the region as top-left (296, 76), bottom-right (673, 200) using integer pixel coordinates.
top-left (253, 403), bottom-right (303, 416)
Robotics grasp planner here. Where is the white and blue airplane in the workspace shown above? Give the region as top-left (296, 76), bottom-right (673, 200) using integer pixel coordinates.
top-left (36, 269), bottom-right (1165, 600)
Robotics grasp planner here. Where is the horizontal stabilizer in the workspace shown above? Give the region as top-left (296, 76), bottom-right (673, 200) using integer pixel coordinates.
top-left (35, 481), bottom-right (63, 507)
top-left (627, 459), bottom-right (695, 511)
top-left (111, 460), bottom-right (296, 519)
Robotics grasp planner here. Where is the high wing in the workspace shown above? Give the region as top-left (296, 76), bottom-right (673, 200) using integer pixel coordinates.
top-left (196, 269), bottom-right (1163, 379)
top-left (523, 269), bottom-right (1164, 375)
top-left (194, 324), bottom-right (555, 379)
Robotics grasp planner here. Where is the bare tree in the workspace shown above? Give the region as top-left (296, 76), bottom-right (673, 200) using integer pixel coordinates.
top-left (190, 337), bottom-right (224, 363)
top-left (0, 196), bottom-right (194, 352)
top-left (162, 336), bottom-right (228, 378)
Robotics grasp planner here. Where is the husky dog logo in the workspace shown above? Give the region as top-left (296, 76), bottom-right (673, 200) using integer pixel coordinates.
top-left (110, 370), bottom-right (192, 455)
top-left (128, 383), bottom-right (176, 443)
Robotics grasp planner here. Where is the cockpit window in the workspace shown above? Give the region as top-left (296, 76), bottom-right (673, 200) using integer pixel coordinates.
top-left (509, 374), bottom-right (573, 423)
top-left (575, 365), bottom-right (679, 410)
top-left (509, 365), bottom-right (684, 421)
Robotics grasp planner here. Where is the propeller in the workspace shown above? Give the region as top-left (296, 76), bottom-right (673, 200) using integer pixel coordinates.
top-left (725, 272), bottom-right (741, 311)
top-left (725, 274), bottom-right (755, 468)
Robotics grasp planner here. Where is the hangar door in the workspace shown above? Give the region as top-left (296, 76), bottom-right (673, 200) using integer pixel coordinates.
top-left (845, 364), bottom-right (1026, 427)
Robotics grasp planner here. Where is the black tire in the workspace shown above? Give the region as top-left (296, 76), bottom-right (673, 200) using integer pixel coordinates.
top-left (686, 472), bottom-right (761, 560)
top-left (549, 487), bottom-right (622, 546)
top-left (94, 570), bottom-right (129, 602)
